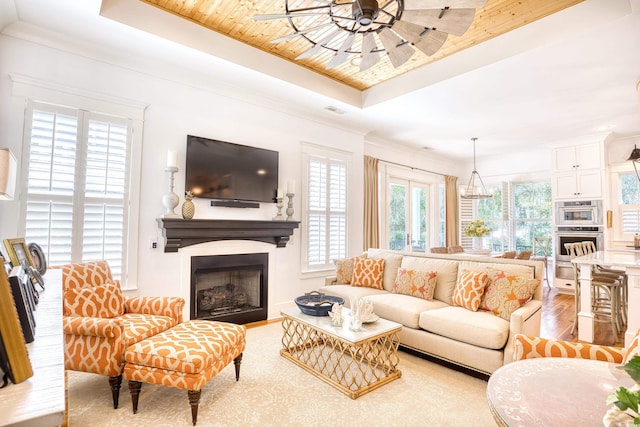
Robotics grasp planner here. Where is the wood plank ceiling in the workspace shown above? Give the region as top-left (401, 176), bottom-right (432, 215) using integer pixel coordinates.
top-left (139, 0), bottom-right (583, 91)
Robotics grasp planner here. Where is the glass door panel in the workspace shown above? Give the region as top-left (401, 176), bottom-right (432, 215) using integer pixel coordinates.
top-left (389, 182), bottom-right (407, 250)
top-left (388, 180), bottom-right (429, 252)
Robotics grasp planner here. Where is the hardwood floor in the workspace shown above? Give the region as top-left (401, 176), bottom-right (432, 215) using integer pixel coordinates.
top-left (540, 284), bottom-right (625, 347)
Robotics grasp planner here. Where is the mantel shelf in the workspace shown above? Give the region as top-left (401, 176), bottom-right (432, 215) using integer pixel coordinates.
top-left (157, 219), bottom-right (300, 252)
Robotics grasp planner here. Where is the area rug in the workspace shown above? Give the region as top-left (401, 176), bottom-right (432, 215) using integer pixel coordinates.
top-left (67, 322), bottom-right (495, 426)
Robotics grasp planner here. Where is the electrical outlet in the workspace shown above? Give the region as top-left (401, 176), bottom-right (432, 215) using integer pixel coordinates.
top-left (150, 238), bottom-right (158, 249)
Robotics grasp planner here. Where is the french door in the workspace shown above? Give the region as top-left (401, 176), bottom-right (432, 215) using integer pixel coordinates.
top-left (388, 178), bottom-right (429, 252)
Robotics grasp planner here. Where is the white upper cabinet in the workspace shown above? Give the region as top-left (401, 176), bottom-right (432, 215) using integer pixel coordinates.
top-left (552, 142), bottom-right (603, 199)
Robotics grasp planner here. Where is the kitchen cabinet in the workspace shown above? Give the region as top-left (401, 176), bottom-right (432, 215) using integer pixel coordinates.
top-left (552, 143), bottom-right (603, 199)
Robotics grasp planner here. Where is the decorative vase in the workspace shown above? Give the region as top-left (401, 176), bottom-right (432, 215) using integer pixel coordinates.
top-left (473, 237), bottom-right (483, 251)
top-left (182, 191), bottom-right (195, 219)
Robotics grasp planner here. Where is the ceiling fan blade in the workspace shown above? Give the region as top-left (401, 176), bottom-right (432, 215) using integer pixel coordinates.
top-left (360, 32), bottom-right (380, 71)
top-left (326, 33), bottom-right (356, 69)
top-left (253, 12), bottom-right (328, 21)
top-left (270, 22), bottom-right (335, 44)
top-left (377, 28), bottom-right (415, 68)
top-left (404, 0), bottom-right (487, 9)
top-left (391, 21), bottom-right (448, 56)
top-left (402, 8), bottom-right (476, 36)
top-left (295, 29), bottom-right (343, 60)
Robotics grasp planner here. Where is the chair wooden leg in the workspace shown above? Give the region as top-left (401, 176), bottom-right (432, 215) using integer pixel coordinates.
top-left (128, 380), bottom-right (142, 414)
top-left (233, 353), bottom-right (243, 381)
top-left (108, 375), bottom-right (122, 409)
top-left (188, 389), bottom-right (201, 426)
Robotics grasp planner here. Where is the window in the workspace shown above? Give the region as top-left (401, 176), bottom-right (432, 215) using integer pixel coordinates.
top-left (22, 102), bottom-right (134, 282)
top-left (302, 144), bottom-right (349, 271)
top-left (464, 180), bottom-right (552, 253)
top-left (612, 170), bottom-right (640, 239)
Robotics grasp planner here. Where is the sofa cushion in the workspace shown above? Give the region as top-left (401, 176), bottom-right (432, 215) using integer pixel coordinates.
top-left (419, 306), bottom-right (510, 350)
top-left (392, 268), bottom-right (437, 301)
top-left (335, 257), bottom-right (358, 284)
top-left (318, 284), bottom-right (388, 303)
top-left (366, 248), bottom-right (403, 292)
top-left (400, 257), bottom-right (459, 305)
top-left (452, 270), bottom-right (489, 311)
top-left (64, 282), bottom-right (124, 318)
top-left (366, 293), bottom-right (448, 329)
top-left (480, 273), bottom-right (540, 320)
top-left (352, 257), bottom-right (385, 289)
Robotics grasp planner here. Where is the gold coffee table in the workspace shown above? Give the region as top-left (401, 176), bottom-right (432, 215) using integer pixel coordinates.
top-left (280, 307), bottom-right (402, 399)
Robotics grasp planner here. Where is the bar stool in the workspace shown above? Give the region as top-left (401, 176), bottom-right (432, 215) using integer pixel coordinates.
top-left (531, 237), bottom-right (551, 288)
top-left (581, 241), bottom-right (627, 329)
top-left (564, 242), bottom-right (623, 336)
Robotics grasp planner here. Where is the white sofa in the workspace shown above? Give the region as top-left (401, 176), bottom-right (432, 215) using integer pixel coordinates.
top-left (318, 248), bottom-right (544, 375)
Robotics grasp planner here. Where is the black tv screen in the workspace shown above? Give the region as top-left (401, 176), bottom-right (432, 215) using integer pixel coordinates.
top-left (185, 135), bottom-right (278, 203)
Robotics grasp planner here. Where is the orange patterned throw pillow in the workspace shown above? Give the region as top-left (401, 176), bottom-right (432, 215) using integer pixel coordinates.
top-left (64, 282), bottom-right (125, 318)
top-left (335, 257), bottom-right (357, 284)
top-left (452, 270), bottom-right (489, 311)
top-left (480, 272), bottom-right (540, 320)
top-left (351, 257), bottom-right (385, 289)
top-left (392, 268), bottom-right (437, 300)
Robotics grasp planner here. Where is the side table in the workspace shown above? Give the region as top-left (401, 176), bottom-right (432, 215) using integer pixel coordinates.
top-left (487, 357), bottom-right (634, 426)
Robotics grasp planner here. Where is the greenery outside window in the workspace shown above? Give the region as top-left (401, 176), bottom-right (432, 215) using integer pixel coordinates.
top-left (475, 181), bottom-right (551, 253)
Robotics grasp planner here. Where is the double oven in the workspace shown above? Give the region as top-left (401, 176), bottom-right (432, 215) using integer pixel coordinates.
top-left (554, 200), bottom-right (604, 291)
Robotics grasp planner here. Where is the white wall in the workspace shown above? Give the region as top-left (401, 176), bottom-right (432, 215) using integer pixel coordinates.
top-left (0, 34), bottom-right (367, 315)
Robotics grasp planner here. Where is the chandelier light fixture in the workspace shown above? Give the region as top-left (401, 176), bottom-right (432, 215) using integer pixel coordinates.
top-left (461, 137), bottom-right (491, 200)
top-left (253, 0), bottom-right (487, 72)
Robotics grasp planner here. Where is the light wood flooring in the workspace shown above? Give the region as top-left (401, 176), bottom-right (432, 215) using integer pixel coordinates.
top-left (540, 283), bottom-right (625, 348)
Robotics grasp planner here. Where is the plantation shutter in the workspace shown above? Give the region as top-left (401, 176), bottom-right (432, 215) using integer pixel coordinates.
top-left (23, 103), bottom-right (130, 279)
top-left (459, 193), bottom-right (473, 248)
top-left (306, 156), bottom-right (347, 270)
top-left (621, 207), bottom-right (640, 235)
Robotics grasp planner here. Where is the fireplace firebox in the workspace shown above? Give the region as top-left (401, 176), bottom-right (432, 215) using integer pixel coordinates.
top-left (190, 253), bottom-right (268, 324)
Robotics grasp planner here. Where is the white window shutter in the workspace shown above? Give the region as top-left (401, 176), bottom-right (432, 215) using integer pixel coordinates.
top-left (23, 104), bottom-right (131, 281)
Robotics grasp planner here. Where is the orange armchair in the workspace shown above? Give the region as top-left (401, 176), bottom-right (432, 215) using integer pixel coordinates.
top-left (513, 329), bottom-right (640, 365)
top-left (62, 261), bottom-right (185, 409)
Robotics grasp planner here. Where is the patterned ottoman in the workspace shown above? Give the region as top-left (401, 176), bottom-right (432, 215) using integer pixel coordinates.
top-left (123, 320), bottom-right (246, 426)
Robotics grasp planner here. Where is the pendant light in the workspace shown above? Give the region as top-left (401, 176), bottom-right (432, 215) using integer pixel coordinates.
top-left (461, 137), bottom-right (492, 200)
top-left (628, 144), bottom-right (640, 183)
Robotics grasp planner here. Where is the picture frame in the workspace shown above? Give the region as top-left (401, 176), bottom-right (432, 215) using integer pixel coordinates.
top-left (3, 238), bottom-right (44, 297)
top-left (2, 238), bottom-right (36, 270)
top-left (0, 257), bottom-right (33, 384)
top-left (8, 267), bottom-right (35, 344)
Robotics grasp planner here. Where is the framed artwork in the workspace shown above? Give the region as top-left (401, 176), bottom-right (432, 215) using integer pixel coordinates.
top-left (0, 257), bottom-right (33, 384)
top-left (3, 238), bottom-right (44, 295)
top-left (8, 267), bottom-right (35, 344)
top-left (2, 238), bottom-right (35, 270)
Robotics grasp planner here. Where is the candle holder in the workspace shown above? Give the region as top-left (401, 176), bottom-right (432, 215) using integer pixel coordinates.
top-left (162, 166), bottom-right (180, 218)
top-left (286, 193), bottom-right (295, 221)
top-left (273, 197), bottom-right (285, 221)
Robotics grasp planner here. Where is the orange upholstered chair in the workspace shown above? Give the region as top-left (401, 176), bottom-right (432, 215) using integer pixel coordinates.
top-left (62, 260), bottom-right (185, 409)
top-left (513, 329), bottom-right (640, 364)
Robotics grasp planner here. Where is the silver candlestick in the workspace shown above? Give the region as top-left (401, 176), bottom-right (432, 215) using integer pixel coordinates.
top-left (286, 193), bottom-right (295, 221)
top-left (162, 166), bottom-right (180, 218)
top-left (273, 197), bottom-right (285, 221)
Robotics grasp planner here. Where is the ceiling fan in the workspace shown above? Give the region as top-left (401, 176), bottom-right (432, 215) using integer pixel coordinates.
top-left (253, 0), bottom-right (487, 72)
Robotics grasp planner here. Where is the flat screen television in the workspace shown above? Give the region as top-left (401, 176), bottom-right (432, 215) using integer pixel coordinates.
top-left (185, 135), bottom-right (278, 204)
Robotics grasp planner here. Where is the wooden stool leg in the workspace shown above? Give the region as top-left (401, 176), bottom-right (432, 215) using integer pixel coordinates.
top-left (188, 389), bottom-right (201, 426)
top-left (128, 380), bottom-right (142, 414)
top-left (234, 353), bottom-right (243, 381)
top-left (108, 375), bottom-right (122, 409)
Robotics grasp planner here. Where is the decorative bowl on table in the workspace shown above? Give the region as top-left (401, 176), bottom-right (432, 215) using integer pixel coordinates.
top-left (294, 291), bottom-right (344, 316)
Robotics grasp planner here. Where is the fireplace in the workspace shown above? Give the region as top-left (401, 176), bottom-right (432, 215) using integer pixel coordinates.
top-left (190, 253), bottom-right (268, 324)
